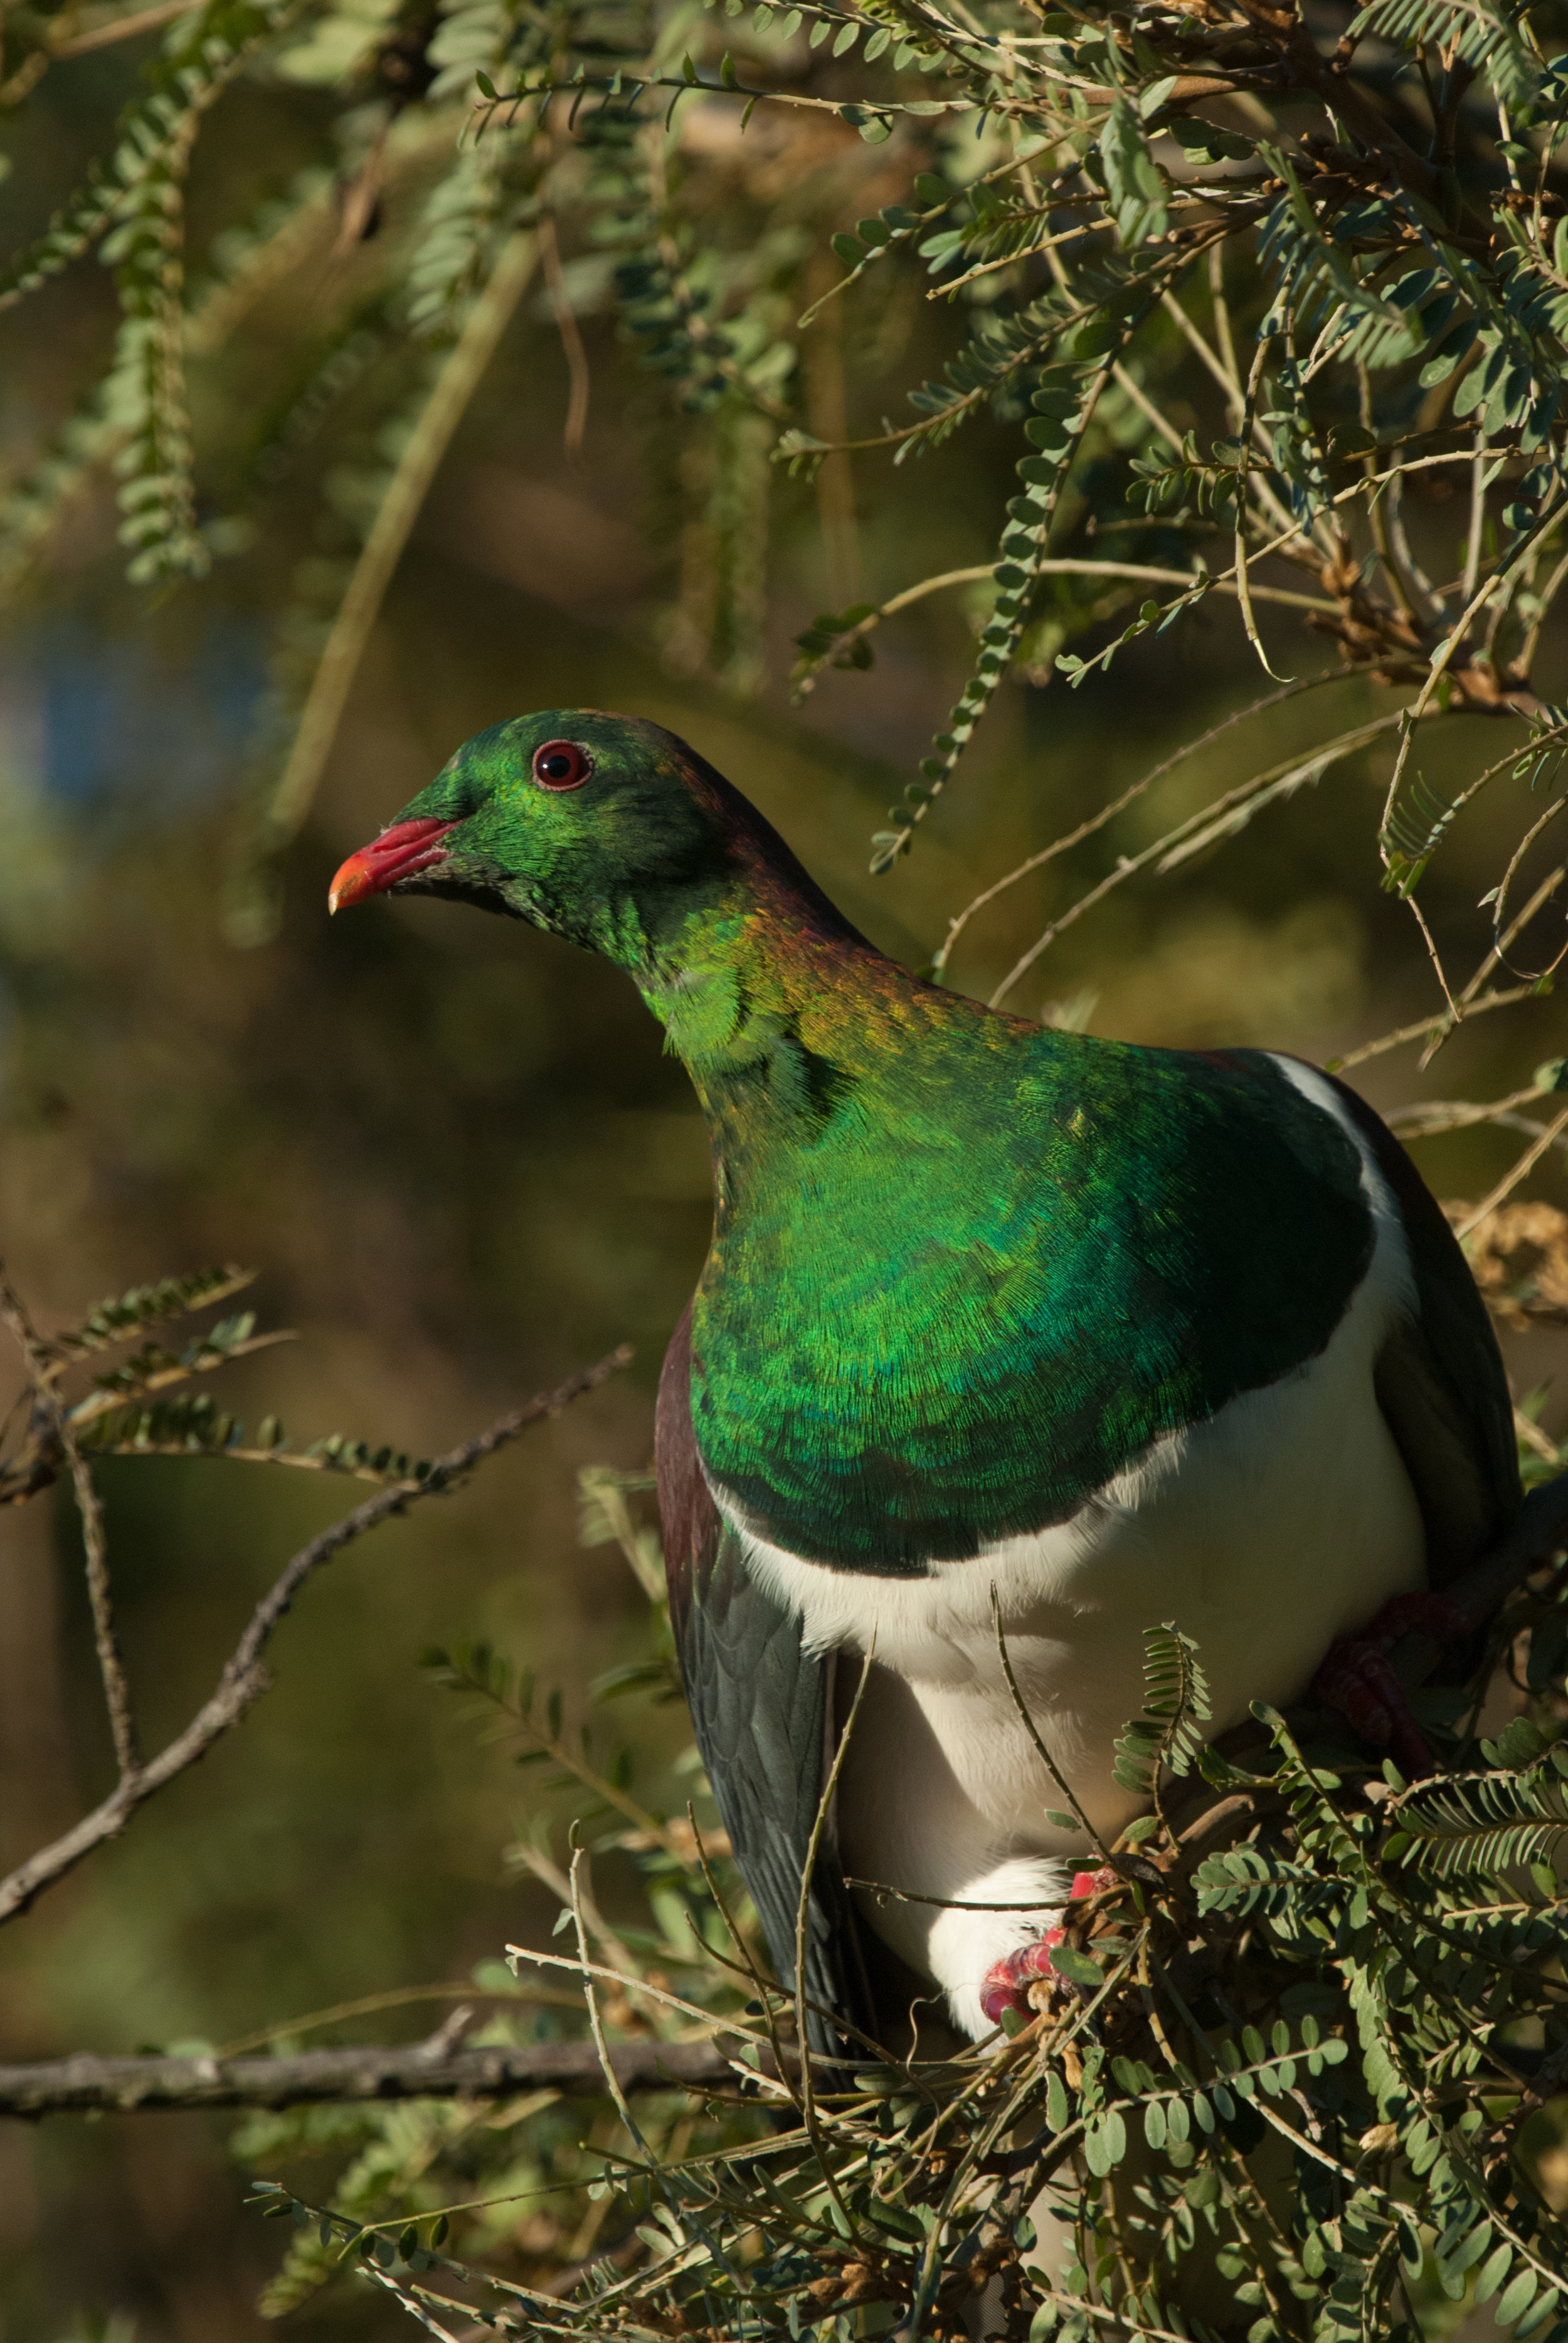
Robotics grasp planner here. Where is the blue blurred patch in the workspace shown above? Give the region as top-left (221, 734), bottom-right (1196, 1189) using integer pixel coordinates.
top-left (28, 617), bottom-right (267, 811)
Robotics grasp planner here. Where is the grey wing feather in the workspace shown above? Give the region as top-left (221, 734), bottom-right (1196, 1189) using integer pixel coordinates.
top-left (655, 1305), bottom-right (867, 2063)
top-left (1326, 1072), bottom-right (1522, 1578)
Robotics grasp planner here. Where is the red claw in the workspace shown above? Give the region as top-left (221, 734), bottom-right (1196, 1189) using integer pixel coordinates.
top-left (979, 1868), bottom-right (1117, 2027)
top-left (1312, 1591), bottom-right (1470, 1779)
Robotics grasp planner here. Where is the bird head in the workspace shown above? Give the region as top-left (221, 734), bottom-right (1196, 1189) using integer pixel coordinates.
top-left (327, 710), bottom-right (753, 963)
top-left (329, 709), bottom-right (862, 975)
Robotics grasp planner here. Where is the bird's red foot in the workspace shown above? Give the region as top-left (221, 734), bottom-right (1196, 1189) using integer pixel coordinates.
top-left (1313, 1591), bottom-right (1470, 1778)
top-left (979, 1868), bottom-right (1116, 2028)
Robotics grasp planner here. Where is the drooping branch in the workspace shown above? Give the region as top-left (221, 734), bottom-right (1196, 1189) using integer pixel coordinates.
top-left (0, 1344), bottom-right (632, 1926)
top-left (231, 226), bottom-right (541, 940)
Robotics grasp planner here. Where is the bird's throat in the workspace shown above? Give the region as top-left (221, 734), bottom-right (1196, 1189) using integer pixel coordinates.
top-left (633, 880), bottom-right (896, 1149)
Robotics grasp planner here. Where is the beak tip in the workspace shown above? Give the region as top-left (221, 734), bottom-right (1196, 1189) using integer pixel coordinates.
top-left (327, 856), bottom-right (365, 917)
top-left (327, 819), bottom-right (455, 920)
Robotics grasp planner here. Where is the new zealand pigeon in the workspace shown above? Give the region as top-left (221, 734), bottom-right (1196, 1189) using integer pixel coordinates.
top-left (330, 709), bottom-right (1520, 2049)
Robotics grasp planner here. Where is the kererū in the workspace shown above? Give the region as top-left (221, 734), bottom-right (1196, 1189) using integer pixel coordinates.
top-left (330, 710), bottom-right (1520, 2050)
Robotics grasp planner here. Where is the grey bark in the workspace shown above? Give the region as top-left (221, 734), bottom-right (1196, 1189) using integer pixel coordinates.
top-left (0, 2034), bottom-right (769, 2117)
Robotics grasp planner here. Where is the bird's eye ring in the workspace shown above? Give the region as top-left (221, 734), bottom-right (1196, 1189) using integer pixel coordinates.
top-left (532, 740), bottom-right (593, 792)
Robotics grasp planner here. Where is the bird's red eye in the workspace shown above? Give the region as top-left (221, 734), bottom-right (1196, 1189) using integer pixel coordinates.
top-left (532, 740), bottom-right (593, 792)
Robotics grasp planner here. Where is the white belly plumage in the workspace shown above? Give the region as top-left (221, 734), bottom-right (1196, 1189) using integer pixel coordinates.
top-left (718, 1061), bottom-right (1429, 2039)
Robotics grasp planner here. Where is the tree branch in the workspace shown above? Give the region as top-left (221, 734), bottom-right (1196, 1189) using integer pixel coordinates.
top-left (0, 2034), bottom-right (761, 2118)
top-left (1226, 0), bottom-right (1439, 204)
top-left (0, 1345), bottom-right (632, 1926)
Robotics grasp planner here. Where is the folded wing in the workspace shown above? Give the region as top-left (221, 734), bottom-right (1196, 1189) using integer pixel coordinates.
top-left (655, 1307), bottom-right (867, 2063)
top-left (1326, 1072), bottom-right (1521, 1579)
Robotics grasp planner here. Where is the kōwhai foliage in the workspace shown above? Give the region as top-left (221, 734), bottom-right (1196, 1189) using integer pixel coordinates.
top-left (11, 0), bottom-right (1568, 966)
top-left (0, 1264), bottom-right (440, 1501)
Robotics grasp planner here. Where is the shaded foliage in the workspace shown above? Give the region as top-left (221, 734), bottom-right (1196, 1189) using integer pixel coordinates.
top-left (238, 1510), bottom-right (1568, 2343)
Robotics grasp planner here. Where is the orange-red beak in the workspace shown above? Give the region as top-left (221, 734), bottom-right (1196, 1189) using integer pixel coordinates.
top-left (328, 816), bottom-right (458, 915)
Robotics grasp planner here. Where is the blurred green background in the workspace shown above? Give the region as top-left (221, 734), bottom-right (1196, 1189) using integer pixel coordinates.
top-left (3, 36), bottom-right (1567, 2343)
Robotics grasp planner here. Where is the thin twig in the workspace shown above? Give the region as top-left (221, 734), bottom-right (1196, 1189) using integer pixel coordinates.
top-left (933, 671), bottom-right (1337, 980)
top-left (1206, 239), bottom-right (1241, 413)
top-left (216, 1979), bottom-right (585, 2057)
top-left (509, 1841), bottom-right (643, 1979)
top-left (845, 1876), bottom-right (1078, 1912)
top-left (0, 1346), bottom-right (630, 1926)
top-left (1234, 333), bottom-right (1290, 681)
top-left (1515, 542), bottom-right (1568, 678)
top-left (1461, 426), bottom-right (1488, 605)
top-left (1515, 1408), bottom-right (1560, 1467)
top-left (1454, 1104), bottom-right (1568, 1240)
top-left (1404, 854), bottom-right (1568, 1075)
top-left (1490, 794), bottom-right (1568, 985)
top-left (1328, 983), bottom-right (1540, 1075)
top-left (1161, 270), bottom-right (1296, 545)
top-left (65, 1457), bottom-right (137, 1773)
top-left (989, 1583), bottom-right (1115, 1865)
top-left (0, 1267), bottom-right (140, 1775)
top-left (1111, 361), bottom-right (1184, 452)
top-left (1386, 1080), bottom-right (1555, 1139)
top-left (570, 1843), bottom-right (658, 2165)
top-left (988, 711), bottom-right (1400, 1009)
top-left (795, 1639), bottom-right (874, 2229)
top-left (802, 556), bottom-right (1335, 704)
top-left (688, 1807), bottom-right (796, 2107)
top-left (538, 215), bottom-right (591, 459)
top-left (1377, 496), bottom-right (1568, 905)
top-left (568, 1847), bottom-right (747, 2303)
top-left (505, 1942), bottom-right (776, 2046)
top-left (365, 2266), bottom-right (467, 2343)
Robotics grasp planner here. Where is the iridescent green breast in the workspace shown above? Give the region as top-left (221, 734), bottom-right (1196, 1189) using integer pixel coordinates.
top-left (686, 1033), bottom-right (1374, 1573)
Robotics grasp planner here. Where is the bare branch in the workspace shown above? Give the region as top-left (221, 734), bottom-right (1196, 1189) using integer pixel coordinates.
top-left (51, 0), bottom-right (198, 54)
top-left (0, 1345), bottom-right (632, 1926)
top-left (1386, 1080), bottom-right (1559, 1139)
top-left (70, 1455), bottom-right (139, 1777)
top-left (568, 1845), bottom-right (667, 2189)
top-left (509, 1838), bottom-right (644, 1980)
top-left (1327, 983), bottom-right (1541, 1075)
top-left (0, 2032), bottom-right (761, 2118)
